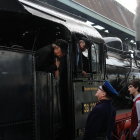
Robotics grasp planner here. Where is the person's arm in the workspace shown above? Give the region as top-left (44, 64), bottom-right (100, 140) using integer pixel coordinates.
top-left (54, 58), bottom-right (60, 79)
top-left (133, 100), bottom-right (140, 137)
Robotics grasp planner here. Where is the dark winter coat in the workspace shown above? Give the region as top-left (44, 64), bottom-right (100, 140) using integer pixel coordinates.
top-left (83, 100), bottom-right (116, 140)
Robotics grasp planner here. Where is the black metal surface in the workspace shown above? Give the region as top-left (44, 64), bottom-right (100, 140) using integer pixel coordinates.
top-left (0, 49), bottom-right (34, 140)
top-left (36, 72), bottom-right (53, 140)
top-left (0, 1), bottom-right (138, 139)
top-left (34, 0), bottom-right (135, 39)
top-left (36, 72), bottom-right (64, 140)
top-left (0, 0), bottom-right (32, 50)
top-left (73, 80), bottom-right (102, 140)
top-left (0, 0), bottom-right (28, 14)
top-left (0, 0), bottom-right (32, 26)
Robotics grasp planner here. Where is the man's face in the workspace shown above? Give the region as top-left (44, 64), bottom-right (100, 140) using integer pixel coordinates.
top-left (52, 44), bottom-right (63, 57)
top-left (79, 40), bottom-right (86, 51)
top-left (128, 85), bottom-right (138, 95)
top-left (95, 88), bottom-right (106, 100)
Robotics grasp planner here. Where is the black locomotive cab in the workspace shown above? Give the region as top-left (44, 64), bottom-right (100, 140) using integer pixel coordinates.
top-left (0, 0), bottom-right (105, 140)
top-left (0, 0), bottom-right (139, 140)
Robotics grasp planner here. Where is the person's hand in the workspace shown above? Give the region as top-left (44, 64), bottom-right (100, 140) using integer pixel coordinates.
top-left (55, 59), bottom-right (60, 69)
top-left (54, 70), bottom-right (59, 80)
top-left (54, 58), bottom-right (60, 80)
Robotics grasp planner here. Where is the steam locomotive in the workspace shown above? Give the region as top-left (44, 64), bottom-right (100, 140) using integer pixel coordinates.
top-left (0, 0), bottom-right (139, 139)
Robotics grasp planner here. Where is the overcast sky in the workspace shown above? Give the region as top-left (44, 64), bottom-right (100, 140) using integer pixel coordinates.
top-left (115, 0), bottom-right (137, 14)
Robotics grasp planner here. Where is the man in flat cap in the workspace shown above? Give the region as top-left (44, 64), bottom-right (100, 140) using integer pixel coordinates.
top-left (83, 81), bottom-right (118, 140)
